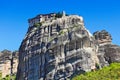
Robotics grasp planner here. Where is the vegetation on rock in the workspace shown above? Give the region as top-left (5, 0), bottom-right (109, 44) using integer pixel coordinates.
top-left (34, 22), bottom-right (42, 27)
top-left (72, 63), bottom-right (120, 80)
top-left (0, 74), bottom-right (16, 80)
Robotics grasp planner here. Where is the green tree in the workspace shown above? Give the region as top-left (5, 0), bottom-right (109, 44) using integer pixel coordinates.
top-left (55, 12), bottom-right (63, 18)
top-left (72, 63), bottom-right (120, 80)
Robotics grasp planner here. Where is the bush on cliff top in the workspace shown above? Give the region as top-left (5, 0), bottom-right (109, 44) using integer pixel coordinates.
top-left (72, 63), bottom-right (120, 80)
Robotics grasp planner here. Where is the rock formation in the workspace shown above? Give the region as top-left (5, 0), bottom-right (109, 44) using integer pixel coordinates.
top-left (0, 50), bottom-right (18, 78)
top-left (17, 11), bottom-right (120, 80)
top-left (93, 30), bottom-right (120, 67)
top-left (17, 12), bottom-right (99, 80)
top-left (93, 30), bottom-right (112, 45)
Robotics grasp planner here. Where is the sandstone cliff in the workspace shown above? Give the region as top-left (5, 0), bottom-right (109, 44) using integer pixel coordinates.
top-left (17, 12), bottom-right (99, 80)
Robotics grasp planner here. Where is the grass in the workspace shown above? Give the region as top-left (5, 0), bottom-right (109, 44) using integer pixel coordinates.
top-left (72, 63), bottom-right (120, 80)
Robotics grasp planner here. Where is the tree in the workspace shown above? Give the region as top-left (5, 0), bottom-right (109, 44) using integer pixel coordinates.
top-left (55, 12), bottom-right (63, 18)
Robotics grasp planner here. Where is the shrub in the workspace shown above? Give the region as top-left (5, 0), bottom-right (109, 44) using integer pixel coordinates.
top-left (55, 12), bottom-right (63, 18)
top-left (34, 22), bottom-right (42, 27)
top-left (1, 74), bottom-right (16, 80)
top-left (59, 30), bottom-right (64, 35)
top-left (72, 63), bottom-right (120, 80)
top-left (95, 63), bottom-right (100, 69)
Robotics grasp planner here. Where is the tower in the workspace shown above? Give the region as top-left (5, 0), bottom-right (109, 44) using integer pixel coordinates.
top-left (62, 11), bottom-right (66, 17)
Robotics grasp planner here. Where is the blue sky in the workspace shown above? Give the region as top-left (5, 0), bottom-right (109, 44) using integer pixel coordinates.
top-left (0, 0), bottom-right (120, 51)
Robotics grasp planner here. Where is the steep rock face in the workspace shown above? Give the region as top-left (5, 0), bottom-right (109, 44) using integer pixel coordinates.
top-left (17, 12), bottom-right (99, 80)
top-left (93, 30), bottom-right (112, 45)
top-left (93, 30), bottom-right (120, 67)
top-left (97, 44), bottom-right (120, 67)
top-left (0, 50), bottom-right (18, 78)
